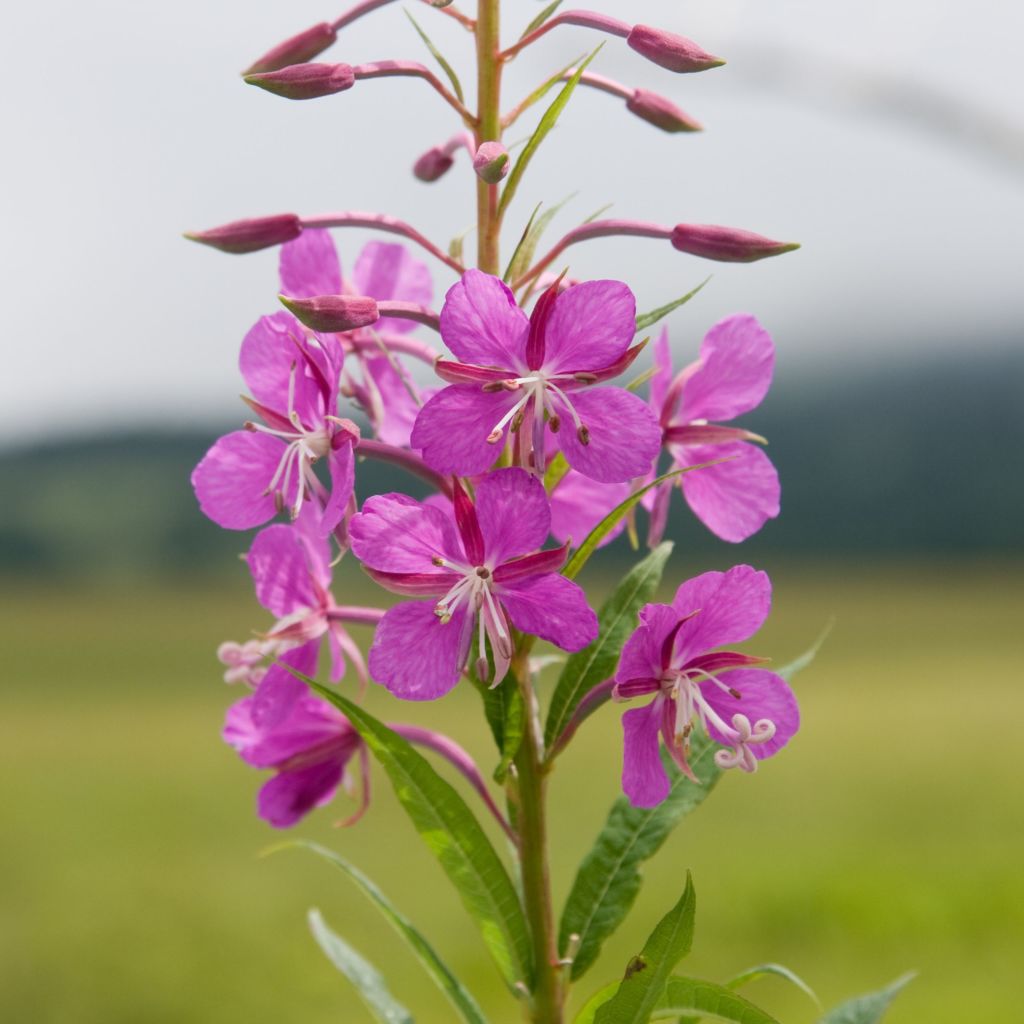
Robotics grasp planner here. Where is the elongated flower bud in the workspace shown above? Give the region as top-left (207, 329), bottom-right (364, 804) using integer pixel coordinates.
top-left (473, 141), bottom-right (510, 184)
top-left (245, 62), bottom-right (355, 100)
top-left (280, 293), bottom-right (379, 332)
top-left (671, 224), bottom-right (800, 262)
top-left (185, 214), bottom-right (301, 254)
top-left (244, 22), bottom-right (338, 76)
top-left (626, 89), bottom-right (702, 132)
top-left (627, 25), bottom-right (724, 73)
top-left (413, 145), bottom-right (455, 182)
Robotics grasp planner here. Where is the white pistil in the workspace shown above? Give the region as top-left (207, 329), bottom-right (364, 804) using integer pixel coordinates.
top-left (484, 372), bottom-right (590, 454)
top-left (433, 561), bottom-right (508, 680)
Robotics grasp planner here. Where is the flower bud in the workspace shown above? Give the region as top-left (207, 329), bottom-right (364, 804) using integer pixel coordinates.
top-left (185, 214), bottom-right (301, 254)
top-left (413, 145), bottom-right (455, 183)
top-left (626, 89), bottom-right (702, 132)
top-left (472, 142), bottom-right (510, 184)
top-left (670, 224), bottom-right (800, 263)
top-left (627, 25), bottom-right (724, 73)
top-left (244, 22), bottom-right (338, 75)
top-left (245, 62), bottom-right (355, 100)
top-left (279, 293), bottom-right (380, 332)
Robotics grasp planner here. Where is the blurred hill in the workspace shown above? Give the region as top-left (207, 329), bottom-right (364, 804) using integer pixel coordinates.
top-left (2, 346), bottom-right (1020, 580)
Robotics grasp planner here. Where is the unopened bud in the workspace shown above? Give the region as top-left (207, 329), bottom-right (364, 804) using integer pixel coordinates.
top-left (473, 141), bottom-right (510, 184)
top-left (670, 223), bottom-right (800, 263)
top-left (245, 62), bottom-right (355, 100)
top-left (279, 293), bottom-right (380, 332)
top-left (627, 25), bottom-right (725, 73)
top-left (244, 22), bottom-right (338, 75)
top-left (185, 213), bottom-right (301, 254)
top-left (626, 89), bottom-right (702, 133)
top-left (413, 145), bottom-right (455, 182)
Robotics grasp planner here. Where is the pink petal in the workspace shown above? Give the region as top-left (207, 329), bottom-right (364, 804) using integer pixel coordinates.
top-left (251, 638), bottom-right (321, 728)
top-left (239, 312), bottom-right (321, 422)
top-left (367, 602), bottom-right (472, 700)
top-left (475, 468), bottom-right (550, 564)
top-left (676, 441), bottom-right (780, 542)
top-left (411, 384), bottom-right (518, 477)
top-left (699, 668), bottom-right (799, 759)
top-left (542, 279), bottom-right (636, 374)
top-left (680, 314), bottom-right (774, 423)
top-left (671, 566), bottom-right (772, 664)
top-left (351, 493), bottom-right (464, 572)
top-left (498, 574), bottom-right (598, 652)
top-left (292, 501), bottom-right (333, 590)
top-left (439, 270), bottom-right (528, 368)
top-left (226, 692), bottom-right (350, 768)
top-left (279, 229), bottom-right (342, 299)
top-left (549, 471), bottom-right (629, 547)
top-left (247, 524), bottom-right (318, 617)
top-left (363, 353), bottom-right (429, 447)
top-left (615, 603), bottom-right (678, 683)
top-left (322, 439), bottom-right (356, 534)
top-left (192, 430), bottom-right (287, 531)
top-left (353, 241), bottom-right (433, 334)
top-left (649, 327), bottom-right (672, 412)
top-left (555, 387), bottom-right (661, 483)
top-left (622, 699), bottom-right (670, 808)
top-left (258, 760), bottom-right (343, 828)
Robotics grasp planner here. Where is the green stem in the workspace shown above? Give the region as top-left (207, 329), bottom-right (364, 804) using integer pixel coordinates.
top-left (475, 0), bottom-right (502, 273)
top-left (512, 644), bottom-right (563, 1024)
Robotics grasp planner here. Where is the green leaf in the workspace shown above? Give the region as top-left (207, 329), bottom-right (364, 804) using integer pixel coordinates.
top-left (653, 976), bottom-right (781, 1023)
top-left (635, 278), bottom-right (711, 332)
top-left (308, 909), bottom-right (414, 1024)
top-left (574, 981), bottom-right (619, 1024)
top-left (559, 738), bottom-right (722, 980)
top-left (504, 193), bottom-right (577, 284)
top-left (593, 875), bottom-right (697, 1024)
top-left (483, 672), bottom-right (526, 783)
top-left (563, 466), bottom-right (712, 580)
top-left (299, 677), bottom-right (533, 990)
top-left (543, 451), bottom-right (570, 493)
top-left (776, 619), bottom-right (833, 682)
top-left (625, 365), bottom-right (658, 393)
top-left (520, 0), bottom-right (563, 38)
top-left (817, 974), bottom-right (915, 1024)
top-left (279, 842), bottom-right (489, 1024)
top-left (498, 45), bottom-right (603, 218)
top-left (727, 963), bottom-right (820, 1009)
top-left (544, 542), bottom-right (672, 753)
top-left (405, 9), bottom-right (464, 103)
top-left (505, 53), bottom-right (587, 130)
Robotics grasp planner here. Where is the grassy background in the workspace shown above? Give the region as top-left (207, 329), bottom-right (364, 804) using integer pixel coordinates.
top-left (2, 561), bottom-right (1021, 1022)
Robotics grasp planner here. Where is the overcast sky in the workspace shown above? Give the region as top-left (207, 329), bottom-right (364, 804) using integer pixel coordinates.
top-left (2, 0), bottom-right (1021, 442)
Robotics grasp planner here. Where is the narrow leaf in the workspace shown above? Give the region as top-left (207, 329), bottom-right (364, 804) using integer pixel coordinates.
top-left (776, 619), bottom-right (833, 682)
top-left (654, 976), bottom-right (781, 1023)
top-left (504, 192), bottom-right (577, 284)
top-left (308, 909), bottom-right (414, 1024)
top-left (543, 451), bottom-right (570, 493)
top-left (298, 676), bottom-right (533, 990)
top-left (817, 974), bottom-right (916, 1024)
top-left (560, 739), bottom-right (722, 980)
top-left (505, 54), bottom-right (586, 128)
top-left (583, 202), bottom-right (614, 224)
top-left (281, 842), bottom-right (489, 1024)
top-left (471, 669), bottom-right (525, 784)
top-left (574, 981), bottom-right (618, 1024)
top-left (499, 45), bottom-right (603, 217)
top-left (593, 874), bottom-right (697, 1024)
top-left (635, 278), bottom-right (711, 332)
top-left (545, 542), bottom-right (672, 752)
top-left (625, 365), bottom-right (658, 393)
top-left (727, 963), bottom-right (820, 1009)
top-left (405, 10), bottom-right (464, 103)
top-left (520, 0), bottom-right (563, 39)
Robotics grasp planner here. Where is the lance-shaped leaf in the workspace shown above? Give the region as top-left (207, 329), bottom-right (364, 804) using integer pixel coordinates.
top-left (635, 277), bottom-right (711, 332)
top-left (282, 842), bottom-right (489, 1024)
top-left (593, 874), bottom-right (697, 1024)
top-left (817, 974), bottom-right (916, 1024)
top-left (299, 677), bottom-right (533, 990)
top-left (405, 10), bottom-right (464, 103)
top-left (520, 0), bottom-right (563, 39)
top-left (544, 542), bottom-right (672, 753)
top-left (727, 963), bottom-right (820, 1009)
top-left (498, 45), bottom-right (603, 217)
top-left (776, 620), bottom-right (833, 682)
top-left (504, 193), bottom-right (577, 284)
top-left (559, 738), bottom-right (721, 980)
top-left (308, 909), bottom-right (414, 1024)
top-left (472, 670), bottom-right (526, 783)
top-left (654, 976), bottom-right (782, 1022)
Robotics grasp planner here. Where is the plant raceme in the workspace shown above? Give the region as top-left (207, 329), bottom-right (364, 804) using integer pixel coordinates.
top-left (188, 4), bottom-right (909, 1024)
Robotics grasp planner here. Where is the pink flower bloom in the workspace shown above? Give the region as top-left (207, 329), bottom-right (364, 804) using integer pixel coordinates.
top-left (245, 502), bottom-right (381, 727)
top-left (350, 467), bottom-right (598, 700)
top-left (614, 566), bottom-right (799, 807)
top-left (411, 271), bottom-right (660, 482)
top-left (652, 315), bottom-right (780, 543)
top-left (191, 310), bottom-right (357, 533)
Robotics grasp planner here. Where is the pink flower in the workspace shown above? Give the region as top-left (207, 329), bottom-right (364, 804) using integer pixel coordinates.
top-left (191, 310), bottom-right (357, 533)
top-left (411, 271), bottom-right (660, 483)
top-left (652, 315), bottom-right (780, 543)
top-left (350, 467), bottom-right (598, 700)
top-left (614, 566), bottom-right (799, 807)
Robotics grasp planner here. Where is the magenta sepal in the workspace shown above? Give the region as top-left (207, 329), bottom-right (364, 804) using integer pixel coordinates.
top-left (473, 141), bottom-right (510, 184)
top-left (244, 22), bottom-right (338, 75)
top-left (627, 89), bottom-right (703, 133)
top-left (414, 146), bottom-right (455, 182)
top-left (280, 293), bottom-right (379, 332)
top-left (245, 62), bottom-right (355, 100)
top-left (185, 214), bottom-right (301, 254)
top-left (671, 224), bottom-right (800, 263)
top-left (627, 24), bottom-right (725, 73)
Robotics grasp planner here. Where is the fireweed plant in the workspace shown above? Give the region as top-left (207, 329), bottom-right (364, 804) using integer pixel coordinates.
top-left (189, 3), bottom-right (911, 1023)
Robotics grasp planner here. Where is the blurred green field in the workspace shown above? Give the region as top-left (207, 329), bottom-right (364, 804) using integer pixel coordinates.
top-left (2, 563), bottom-right (1022, 1023)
